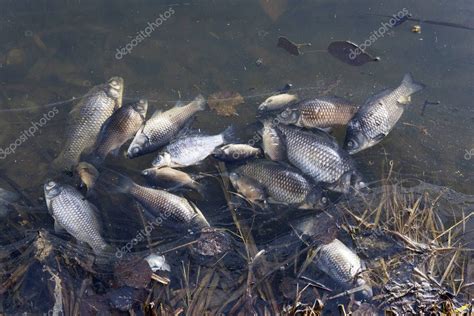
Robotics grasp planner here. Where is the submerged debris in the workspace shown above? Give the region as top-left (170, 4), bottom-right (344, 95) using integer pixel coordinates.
top-left (277, 36), bottom-right (312, 56)
top-left (328, 41), bottom-right (380, 66)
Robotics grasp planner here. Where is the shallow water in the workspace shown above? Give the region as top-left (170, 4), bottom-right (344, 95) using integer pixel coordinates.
top-left (0, 0), bottom-right (473, 314)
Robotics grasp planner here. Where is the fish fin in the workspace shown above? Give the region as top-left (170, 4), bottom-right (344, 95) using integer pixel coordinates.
top-left (372, 133), bottom-right (385, 141)
top-left (54, 220), bottom-right (66, 234)
top-left (364, 89), bottom-right (392, 105)
top-left (150, 109), bottom-right (163, 119)
top-left (174, 100), bottom-right (186, 108)
top-left (98, 169), bottom-right (135, 194)
top-left (221, 125), bottom-right (237, 144)
top-left (193, 94), bottom-right (207, 111)
top-left (188, 200), bottom-right (210, 229)
top-left (400, 73), bottom-right (425, 97)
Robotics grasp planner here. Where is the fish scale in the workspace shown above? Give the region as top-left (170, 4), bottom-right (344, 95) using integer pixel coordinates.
top-left (93, 100), bottom-right (147, 161)
top-left (314, 238), bottom-right (370, 293)
top-left (235, 160), bottom-right (313, 204)
top-left (281, 97), bottom-right (358, 128)
top-left (278, 125), bottom-right (355, 184)
top-left (45, 183), bottom-right (108, 254)
top-left (128, 183), bottom-right (210, 230)
top-left (344, 73), bottom-right (425, 154)
top-left (128, 95), bottom-right (206, 158)
top-left (55, 77), bottom-right (123, 170)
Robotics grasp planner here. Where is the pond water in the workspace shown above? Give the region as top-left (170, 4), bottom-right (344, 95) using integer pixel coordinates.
top-left (0, 0), bottom-right (473, 314)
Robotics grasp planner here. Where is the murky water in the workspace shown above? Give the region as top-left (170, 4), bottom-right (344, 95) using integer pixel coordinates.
top-left (0, 0), bottom-right (473, 314)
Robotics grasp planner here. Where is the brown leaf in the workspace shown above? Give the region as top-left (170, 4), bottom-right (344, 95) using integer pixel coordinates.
top-left (207, 91), bottom-right (244, 117)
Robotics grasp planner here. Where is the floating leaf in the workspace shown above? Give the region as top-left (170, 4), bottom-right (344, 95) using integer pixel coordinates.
top-left (207, 91), bottom-right (244, 116)
top-left (259, 0), bottom-right (288, 21)
top-left (328, 41), bottom-right (380, 66)
top-left (277, 36), bottom-right (311, 56)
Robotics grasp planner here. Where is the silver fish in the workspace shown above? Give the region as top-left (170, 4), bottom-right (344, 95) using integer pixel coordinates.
top-left (113, 174), bottom-right (209, 230)
top-left (213, 144), bottom-right (261, 162)
top-left (314, 238), bottom-right (372, 297)
top-left (54, 77), bottom-right (124, 170)
top-left (258, 93), bottom-right (298, 111)
top-left (142, 166), bottom-right (202, 192)
top-left (233, 160), bottom-right (326, 209)
top-left (90, 99), bottom-right (147, 164)
top-left (152, 126), bottom-right (234, 168)
top-left (277, 125), bottom-right (365, 193)
top-left (260, 119), bottom-right (285, 161)
top-left (128, 95), bottom-right (206, 158)
top-left (278, 96), bottom-right (358, 128)
top-left (44, 181), bottom-right (109, 254)
top-left (344, 73), bottom-right (425, 154)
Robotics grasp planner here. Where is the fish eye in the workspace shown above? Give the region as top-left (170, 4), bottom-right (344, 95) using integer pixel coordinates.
top-left (321, 196), bottom-right (328, 204)
top-left (267, 98), bottom-right (273, 103)
top-left (347, 140), bottom-right (354, 147)
top-left (132, 147), bottom-right (140, 154)
top-left (142, 170), bottom-right (149, 175)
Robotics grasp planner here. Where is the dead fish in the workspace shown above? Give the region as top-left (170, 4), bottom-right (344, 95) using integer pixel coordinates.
top-left (141, 167), bottom-right (202, 192)
top-left (229, 172), bottom-right (267, 205)
top-left (88, 99), bottom-right (148, 165)
top-left (258, 93), bottom-right (299, 111)
top-left (278, 96), bottom-right (358, 129)
top-left (76, 162), bottom-right (99, 193)
top-left (344, 73), bottom-right (425, 154)
top-left (260, 119), bottom-right (286, 161)
top-left (314, 238), bottom-right (372, 298)
top-left (233, 160), bottom-right (326, 209)
top-left (277, 36), bottom-right (311, 56)
top-left (152, 126), bottom-right (234, 168)
top-left (44, 181), bottom-right (110, 255)
top-left (277, 125), bottom-right (365, 193)
top-left (111, 173), bottom-right (209, 230)
top-left (212, 144), bottom-right (261, 161)
top-left (54, 77), bottom-right (124, 170)
top-left (127, 95), bottom-right (206, 158)
top-left (328, 41), bottom-right (379, 66)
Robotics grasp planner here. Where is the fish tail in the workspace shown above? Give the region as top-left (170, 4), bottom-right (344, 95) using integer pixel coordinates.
top-left (193, 94), bottom-right (207, 111)
top-left (401, 73), bottom-right (425, 96)
top-left (221, 125), bottom-right (237, 144)
top-left (98, 168), bottom-right (135, 194)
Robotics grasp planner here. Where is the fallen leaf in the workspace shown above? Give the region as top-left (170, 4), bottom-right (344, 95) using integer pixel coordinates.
top-left (207, 91), bottom-right (244, 116)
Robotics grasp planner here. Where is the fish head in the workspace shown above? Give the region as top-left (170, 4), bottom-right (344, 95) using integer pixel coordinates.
top-left (344, 121), bottom-right (371, 154)
top-left (44, 180), bottom-right (63, 211)
top-left (152, 152), bottom-right (171, 168)
top-left (44, 180), bottom-right (62, 198)
top-left (141, 167), bottom-right (155, 177)
top-left (106, 77), bottom-right (124, 101)
top-left (278, 107), bottom-right (299, 125)
top-left (132, 99), bottom-right (148, 118)
top-left (303, 188), bottom-right (330, 210)
top-left (127, 129), bottom-right (148, 158)
top-left (333, 171), bottom-right (367, 194)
